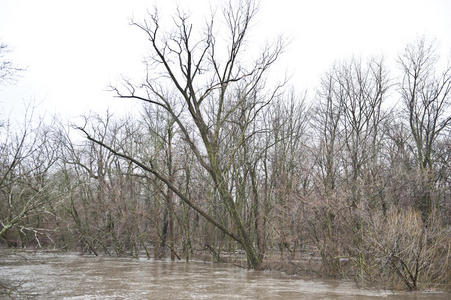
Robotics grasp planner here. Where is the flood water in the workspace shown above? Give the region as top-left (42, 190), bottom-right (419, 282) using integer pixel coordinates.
top-left (0, 250), bottom-right (448, 299)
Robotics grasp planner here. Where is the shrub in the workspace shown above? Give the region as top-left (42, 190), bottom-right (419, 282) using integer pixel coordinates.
top-left (353, 207), bottom-right (450, 290)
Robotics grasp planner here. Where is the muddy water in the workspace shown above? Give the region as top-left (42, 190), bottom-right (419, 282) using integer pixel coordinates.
top-left (0, 251), bottom-right (448, 299)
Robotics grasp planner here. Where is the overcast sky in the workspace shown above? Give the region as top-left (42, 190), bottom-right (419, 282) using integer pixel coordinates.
top-left (1, 0), bottom-right (450, 123)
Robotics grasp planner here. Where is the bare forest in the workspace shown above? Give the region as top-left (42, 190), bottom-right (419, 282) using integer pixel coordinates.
top-left (1, 1), bottom-right (450, 291)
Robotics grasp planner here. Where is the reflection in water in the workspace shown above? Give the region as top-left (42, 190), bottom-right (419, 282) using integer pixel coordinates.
top-left (0, 251), bottom-right (448, 299)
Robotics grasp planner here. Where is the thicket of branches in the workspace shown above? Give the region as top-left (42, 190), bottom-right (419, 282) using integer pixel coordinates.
top-left (0, 1), bottom-right (450, 291)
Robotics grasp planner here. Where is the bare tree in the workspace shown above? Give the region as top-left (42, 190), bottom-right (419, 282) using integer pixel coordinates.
top-left (0, 113), bottom-right (57, 246)
top-left (399, 38), bottom-right (451, 216)
top-left (313, 70), bottom-right (344, 194)
top-left (79, 0), bottom-right (283, 269)
top-left (0, 46), bottom-right (55, 245)
top-left (333, 58), bottom-right (389, 207)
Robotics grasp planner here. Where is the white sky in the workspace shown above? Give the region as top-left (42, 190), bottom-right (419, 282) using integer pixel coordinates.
top-left (0, 0), bottom-right (450, 123)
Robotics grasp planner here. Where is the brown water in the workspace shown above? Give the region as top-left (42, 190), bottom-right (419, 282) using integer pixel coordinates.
top-left (0, 250), bottom-right (448, 299)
